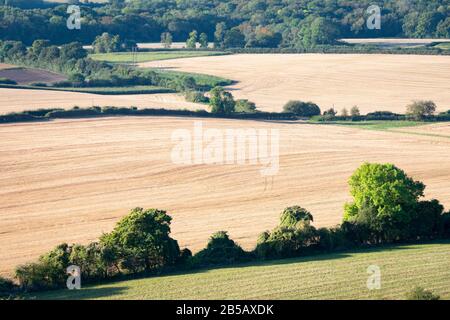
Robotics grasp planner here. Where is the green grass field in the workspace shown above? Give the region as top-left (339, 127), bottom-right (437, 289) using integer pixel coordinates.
top-left (316, 120), bottom-right (424, 131)
top-left (434, 42), bottom-right (450, 50)
top-left (32, 241), bottom-right (450, 300)
top-left (90, 51), bottom-right (228, 63)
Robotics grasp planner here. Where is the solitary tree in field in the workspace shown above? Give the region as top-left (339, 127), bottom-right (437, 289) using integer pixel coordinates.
top-left (199, 33), bottom-right (208, 48)
top-left (214, 22), bottom-right (227, 48)
top-left (406, 100), bottom-right (437, 120)
top-left (283, 101), bottom-right (321, 117)
top-left (92, 32), bottom-right (121, 53)
top-left (161, 32), bottom-right (173, 49)
top-left (186, 30), bottom-right (198, 49)
top-left (350, 106), bottom-right (360, 117)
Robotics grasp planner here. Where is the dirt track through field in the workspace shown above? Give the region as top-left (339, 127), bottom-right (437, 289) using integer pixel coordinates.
top-left (0, 88), bottom-right (205, 114)
top-left (140, 54), bottom-right (450, 114)
top-left (1, 117), bottom-right (450, 276)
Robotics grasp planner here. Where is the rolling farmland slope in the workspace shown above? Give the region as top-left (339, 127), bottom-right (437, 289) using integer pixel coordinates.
top-left (140, 54), bottom-right (450, 114)
top-left (1, 118), bottom-right (449, 277)
top-left (0, 88), bottom-right (205, 114)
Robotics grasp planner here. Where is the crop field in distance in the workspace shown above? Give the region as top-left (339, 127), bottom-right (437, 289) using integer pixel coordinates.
top-left (141, 53), bottom-right (450, 114)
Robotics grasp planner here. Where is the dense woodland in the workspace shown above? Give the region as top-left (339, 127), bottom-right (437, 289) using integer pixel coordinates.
top-left (0, 0), bottom-right (449, 47)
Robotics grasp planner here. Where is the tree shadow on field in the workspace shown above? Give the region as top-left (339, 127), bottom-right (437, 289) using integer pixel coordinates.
top-left (33, 286), bottom-right (127, 301)
top-left (179, 240), bottom-right (441, 277)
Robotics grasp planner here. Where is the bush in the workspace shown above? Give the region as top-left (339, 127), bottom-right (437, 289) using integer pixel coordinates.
top-left (409, 200), bottom-right (445, 240)
top-left (406, 100), bottom-right (437, 120)
top-left (185, 90), bottom-right (209, 103)
top-left (283, 101), bottom-right (321, 117)
top-left (406, 287), bottom-right (440, 300)
top-left (99, 208), bottom-right (181, 274)
top-left (0, 277), bottom-right (16, 297)
top-left (29, 82), bottom-right (47, 87)
top-left (209, 86), bottom-right (235, 114)
top-left (0, 77), bottom-right (17, 85)
top-left (235, 99), bottom-right (257, 113)
top-left (15, 244), bottom-right (70, 291)
top-left (256, 206), bottom-right (320, 259)
top-left (194, 231), bottom-right (250, 266)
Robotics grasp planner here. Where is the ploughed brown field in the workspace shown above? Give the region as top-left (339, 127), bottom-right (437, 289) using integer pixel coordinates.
top-left (0, 67), bottom-right (67, 85)
top-left (140, 54), bottom-right (450, 114)
top-left (0, 88), bottom-right (205, 114)
top-left (1, 117), bottom-right (450, 276)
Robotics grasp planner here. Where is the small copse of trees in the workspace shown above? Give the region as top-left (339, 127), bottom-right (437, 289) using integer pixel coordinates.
top-left (283, 101), bottom-right (321, 117)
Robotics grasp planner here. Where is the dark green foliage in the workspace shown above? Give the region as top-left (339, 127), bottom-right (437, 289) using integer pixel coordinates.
top-left (256, 206), bottom-right (320, 259)
top-left (406, 287), bottom-right (440, 300)
top-left (92, 33), bottom-right (122, 54)
top-left (15, 244), bottom-right (70, 291)
top-left (344, 163), bottom-right (426, 242)
top-left (194, 231), bottom-right (250, 266)
top-left (1, 1), bottom-right (448, 48)
top-left (0, 277), bottom-right (16, 298)
top-left (283, 101), bottom-right (321, 117)
top-left (185, 91), bottom-right (209, 103)
top-left (209, 86), bottom-right (235, 114)
top-left (235, 99), bottom-right (257, 113)
top-left (100, 208), bottom-right (181, 274)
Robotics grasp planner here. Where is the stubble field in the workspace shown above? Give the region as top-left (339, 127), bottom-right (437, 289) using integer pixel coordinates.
top-left (140, 54), bottom-right (450, 114)
top-left (0, 88), bottom-right (204, 114)
top-left (1, 117), bottom-right (449, 276)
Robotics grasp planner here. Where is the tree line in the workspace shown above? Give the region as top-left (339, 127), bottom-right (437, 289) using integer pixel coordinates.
top-left (1, 163), bottom-right (449, 297)
top-left (0, 1), bottom-right (449, 48)
top-left (0, 39), bottom-right (228, 92)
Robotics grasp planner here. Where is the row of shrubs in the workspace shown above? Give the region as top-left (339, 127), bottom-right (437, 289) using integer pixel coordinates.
top-left (282, 100), bottom-right (450, 122)
top-left (1, 163), bottom-right (449, 297)
top-left (0, 106), bottom-right (298, 124)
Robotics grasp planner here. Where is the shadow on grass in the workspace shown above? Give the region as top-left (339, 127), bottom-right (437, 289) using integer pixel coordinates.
top-left (33, 286), bottom-right (127, 301)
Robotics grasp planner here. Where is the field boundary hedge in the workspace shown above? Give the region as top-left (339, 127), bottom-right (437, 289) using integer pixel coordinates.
top-left (0, 107), bottom-right (298, 124)
top-left (0, 84), bottom-right (176, 95)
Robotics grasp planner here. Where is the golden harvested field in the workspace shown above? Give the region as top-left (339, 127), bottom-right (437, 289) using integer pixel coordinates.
top-left (1, 116), bottom-right (450, 276)
top-left (0, 88), bottom-right (205, 114)
top-left (0, 63), bottom-right (16, 70)
top-left (140, 54), bottom-right (450, 114)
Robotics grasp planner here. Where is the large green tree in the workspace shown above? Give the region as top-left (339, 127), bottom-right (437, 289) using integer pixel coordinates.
top-left (344, 163), bottom-right (425, 241)
top-left (209, 86), bottom-right (235, 114)
top-left (100, 208), bottom-right (181, 273)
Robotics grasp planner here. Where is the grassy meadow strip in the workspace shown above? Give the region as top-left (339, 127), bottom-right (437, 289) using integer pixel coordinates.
top-left (90, 51), bottom-right (229, 63)
top-left (32, 241), bottom-right (450, 300)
